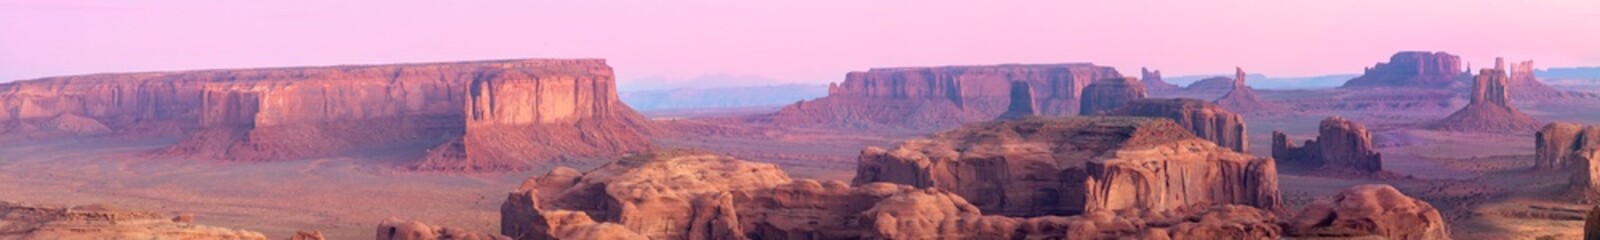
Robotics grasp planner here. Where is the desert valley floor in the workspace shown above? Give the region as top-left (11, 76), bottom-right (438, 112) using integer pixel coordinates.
top-left (1, 101), bottom-right (1597, 239)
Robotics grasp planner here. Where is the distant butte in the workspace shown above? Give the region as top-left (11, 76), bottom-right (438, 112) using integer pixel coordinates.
top-left (1428, 67), bottom-right (1541, 133)
top-left (1214, 67), bottom-right (1280, 113)
top-left (1342, 51), bottom-right (1471, 88)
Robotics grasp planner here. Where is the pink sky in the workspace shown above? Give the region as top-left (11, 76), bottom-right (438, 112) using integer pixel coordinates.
top-left (2, 0), bottom-right (1597, 87)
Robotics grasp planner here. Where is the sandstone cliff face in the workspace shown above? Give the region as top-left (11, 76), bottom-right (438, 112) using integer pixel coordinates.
top-left (377, 217), bottom-right (510, 240)
top-left (0, 201), bottom-right (267, 240)
top-left (1429, 69), bottom-right (1541, 133)
top-left (502, 149), bottom-right (1285, 240)
top-left (1101, 98), bottom-right (1249, 152)
top-left (1288, 184), bottom-right (1450, 240)
top-left (1570, 148), bottom-right (1600, 199)
top-left (1078, 77), bottom-right (1147, 115)
top-left (767, 64), bottom-right (1122, 130)
top-left (995, 81), bottom-right (1037, 120)
top-left (1271, 116), bottom-right (1383, 173)
top-left (1537, 122), bottom-right (1600, 170)
top-left (1343, 51), bottom-right (1470, 88)
top-left (1214, 67), bottom-right (1278, 113)
top-left (0, 59), bottom-right (652, 171)
top-left (852, 117), bottom-right (1279, 216)
top-left (1140, 67), bottom-right (1182, 95)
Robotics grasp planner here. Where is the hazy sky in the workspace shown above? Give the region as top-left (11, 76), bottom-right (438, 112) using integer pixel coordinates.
top-left (2, 0), bottom-right (1597, 88)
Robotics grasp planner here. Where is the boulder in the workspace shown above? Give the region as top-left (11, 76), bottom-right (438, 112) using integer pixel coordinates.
top-left (852, 117), bottom-right (1279, 216)
top-left (376, 217), bottom-right (510, 240)
top-left (1079, 77), bottom-right (1147, 115)
top-left (0, 201), bottom-right (267, 240)
top-left (289, 230), bottom-right (327, 240)
top-left (1287, 184), bottom-right (1450, 240)
top-left (1102, 98), bottom-right (1249, 152)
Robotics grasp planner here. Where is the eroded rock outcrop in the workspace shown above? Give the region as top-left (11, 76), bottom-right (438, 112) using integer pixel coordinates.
top-left (1288, 184), bottom-right (1450, 240)
top-left (1569, 148), bottom-right (1600, 200)
top-left (1537, 122), bottom-right (1600, 170)
top-left (1214, 67), bottom-right (1278, 112)
top-left (377, 217), bottom-right (510, 240)
top-left (1141, 67), bottom-right (1182, 95)
top-left (503, 149), bottom-right (1285, 240)
top-left (1503, 58), bottom-right (1599, 101)
top-left (1183, 76), bottom-right (1237, 94)
top-left (0, 59), bottom-right (653, 171)
top-left (1429, 68), bottom-right (1541, 133)
top-left (1342, 51), bottom-right (1470, 88)
top-left (1079, 77), bottom-right (1147, 115)
top-left (996, 81), bottom-right (1037, 120)
top-left (1101, 98), bottom-right (1249, 152)
top-left (0, 201), bottom-right (267, 240)
top-left (1271, 116), bottom-right (1383, 173)
top-left (767, 64), bottom-right (1122, 130)
top-left (853, 117), bottom-right (1279, 216)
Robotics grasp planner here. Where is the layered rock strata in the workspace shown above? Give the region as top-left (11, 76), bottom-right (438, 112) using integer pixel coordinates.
top-left (0, 201), bottom-right (266, 239)
top-left (767, 64), bottom-right (1121, 130)
top-left (1342, 51), bottom-right (1470, 88)
top-left (1101, 98), bottom-right (1249, 152)
top-left (1429, 68), bottom-right (1541, 133)
top-left (1078, 77), bottom-right (1147, 115)
top-left (0, 59), bottom-right (652, 171)
top-left (1537, 122), bottom-right (1600, 170)
top-left (996, 81), bottom-right (1037, 120)
top-left (1287, 184), bottom-right (1450, 239)
top-left (1271, 116), bottom-right (1383, 173)
top-left (501, 149), bottom-right (1285, 240)
top-left (852, 117), bottom-right (1279, 216)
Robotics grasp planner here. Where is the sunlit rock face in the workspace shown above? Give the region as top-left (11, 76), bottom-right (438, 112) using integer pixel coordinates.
top-left (768, 63), bottom-right (1122, 130)
top-left (0, 59), bottom-right (652, 171)
top-left (853, 117), bottom-right (1279, 217)
top-left (1288, 184), bottom-right (1450, 240)
top-left (1102, 98), bottom-right (1249, 153)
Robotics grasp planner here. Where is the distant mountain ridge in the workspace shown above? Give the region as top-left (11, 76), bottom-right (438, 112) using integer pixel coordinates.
top-left (620, 84), bottom-right (828, 110)
top-left (1166, 73), bottom-right (1358, 90)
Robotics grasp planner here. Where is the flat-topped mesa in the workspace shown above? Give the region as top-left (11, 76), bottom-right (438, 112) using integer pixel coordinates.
top-left (0, 59), bottom-right (652, 170)
top-left (1272, 117), bottom-right (1383, 173)
top-left (996, 81), bottom-right (1038, 120)
top-left (1342, 51), bottom-right (1470, 88)
top-left (1078, 77), bottom-right (1147, 115)
top-left (853, 117), bottom-right (1279, 216)
top-left (1428, 68), bottom-right (1541, 133)
top-left (0, 201), bottom-right (267, 239)
top-left (503, 149), bottom-right (1286, 240)
top-left (1214, 67), bottom-right (1278, 113)
top-left (1536, 122), bottom-right (1600, 170)
top-left (1183, 76), bottom-right (1236, 93)
top-left (1140, 67), bottom-right (1182, 94)
top-left (1101, 98), bottom-right (1249, 152)
top-left (767, 63), bottom-right (1122, 130)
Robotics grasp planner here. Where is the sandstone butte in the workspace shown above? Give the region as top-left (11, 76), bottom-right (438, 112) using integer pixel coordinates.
top-left (0, 59), bottom-right (654, 172)
top-left (1272, 116), bottom-right (1385, 174)
top-left (1502, 58), bottom-right (1599, 101)
top-left (1428, 68), bottom-right (1541, 133)
top-left (1078, 77), bottom-right (1148, 116)
top-left (852, 117), bottom-right (1280, 216)
top-left (0, 201), bottom-right (267, 239)
top-left (1140, 67), bottom-right (1182, 95)
top-left (1214, 67), bottom-right (1279, 113)
top-left (1537, 122), bottom-right (1600, 170)
top-left (765, 63), bottom-right (1122, 130)
top-left (1101, 98), bottom-right (1250, 153)
top-left (499, 149), bottom-right (1288, 240)
top-left (1341, 51), bottom-right (1471, 89)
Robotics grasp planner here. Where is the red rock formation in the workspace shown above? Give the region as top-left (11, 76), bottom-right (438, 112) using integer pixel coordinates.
top-left (377, 217), bottom-right (510, 240)
top-left (1503, 59), bottom-right (1599, 101)
top-left (0, 59), bottom-right (653, 171)
top-left (1214, 67), bottom-right (1278, 112)
top-left (1537, 122), bottom-right (1600, 170)
top-left (0, 201), bottom-right (267, 239)
top-left (1271, 116), bottom-right (1383, 173)
top-left (1183, 76), bottom-right (1237, 94)
top-left (1342, 51), bottom-right (1470, 88)
top-left (1429, 68), bottom-right (1541, 133)
top-left (853, 117), bottom-right (1279, 216)
top-left (1078, 77), bottom-right (1147, 115)
top-left (996, 81), bottom-right (1037, 120)
top-left (1141, 67), bottom-right (1182, 95)
top-left (503, 149), bottom-right (1284, 239)
top-left (766, 63), bottom-right (1122, 130)
top-left (1288, 184), bottom-right (1450, 239)
top-left (1101, 98), bottom-right (1249, 152)
top-left (1587, 205), bottom-right (1600, 239)
top-left (289, 230), bottom-right (326, 240)
top-left (1570, 148), bottom-right (1600, 199)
